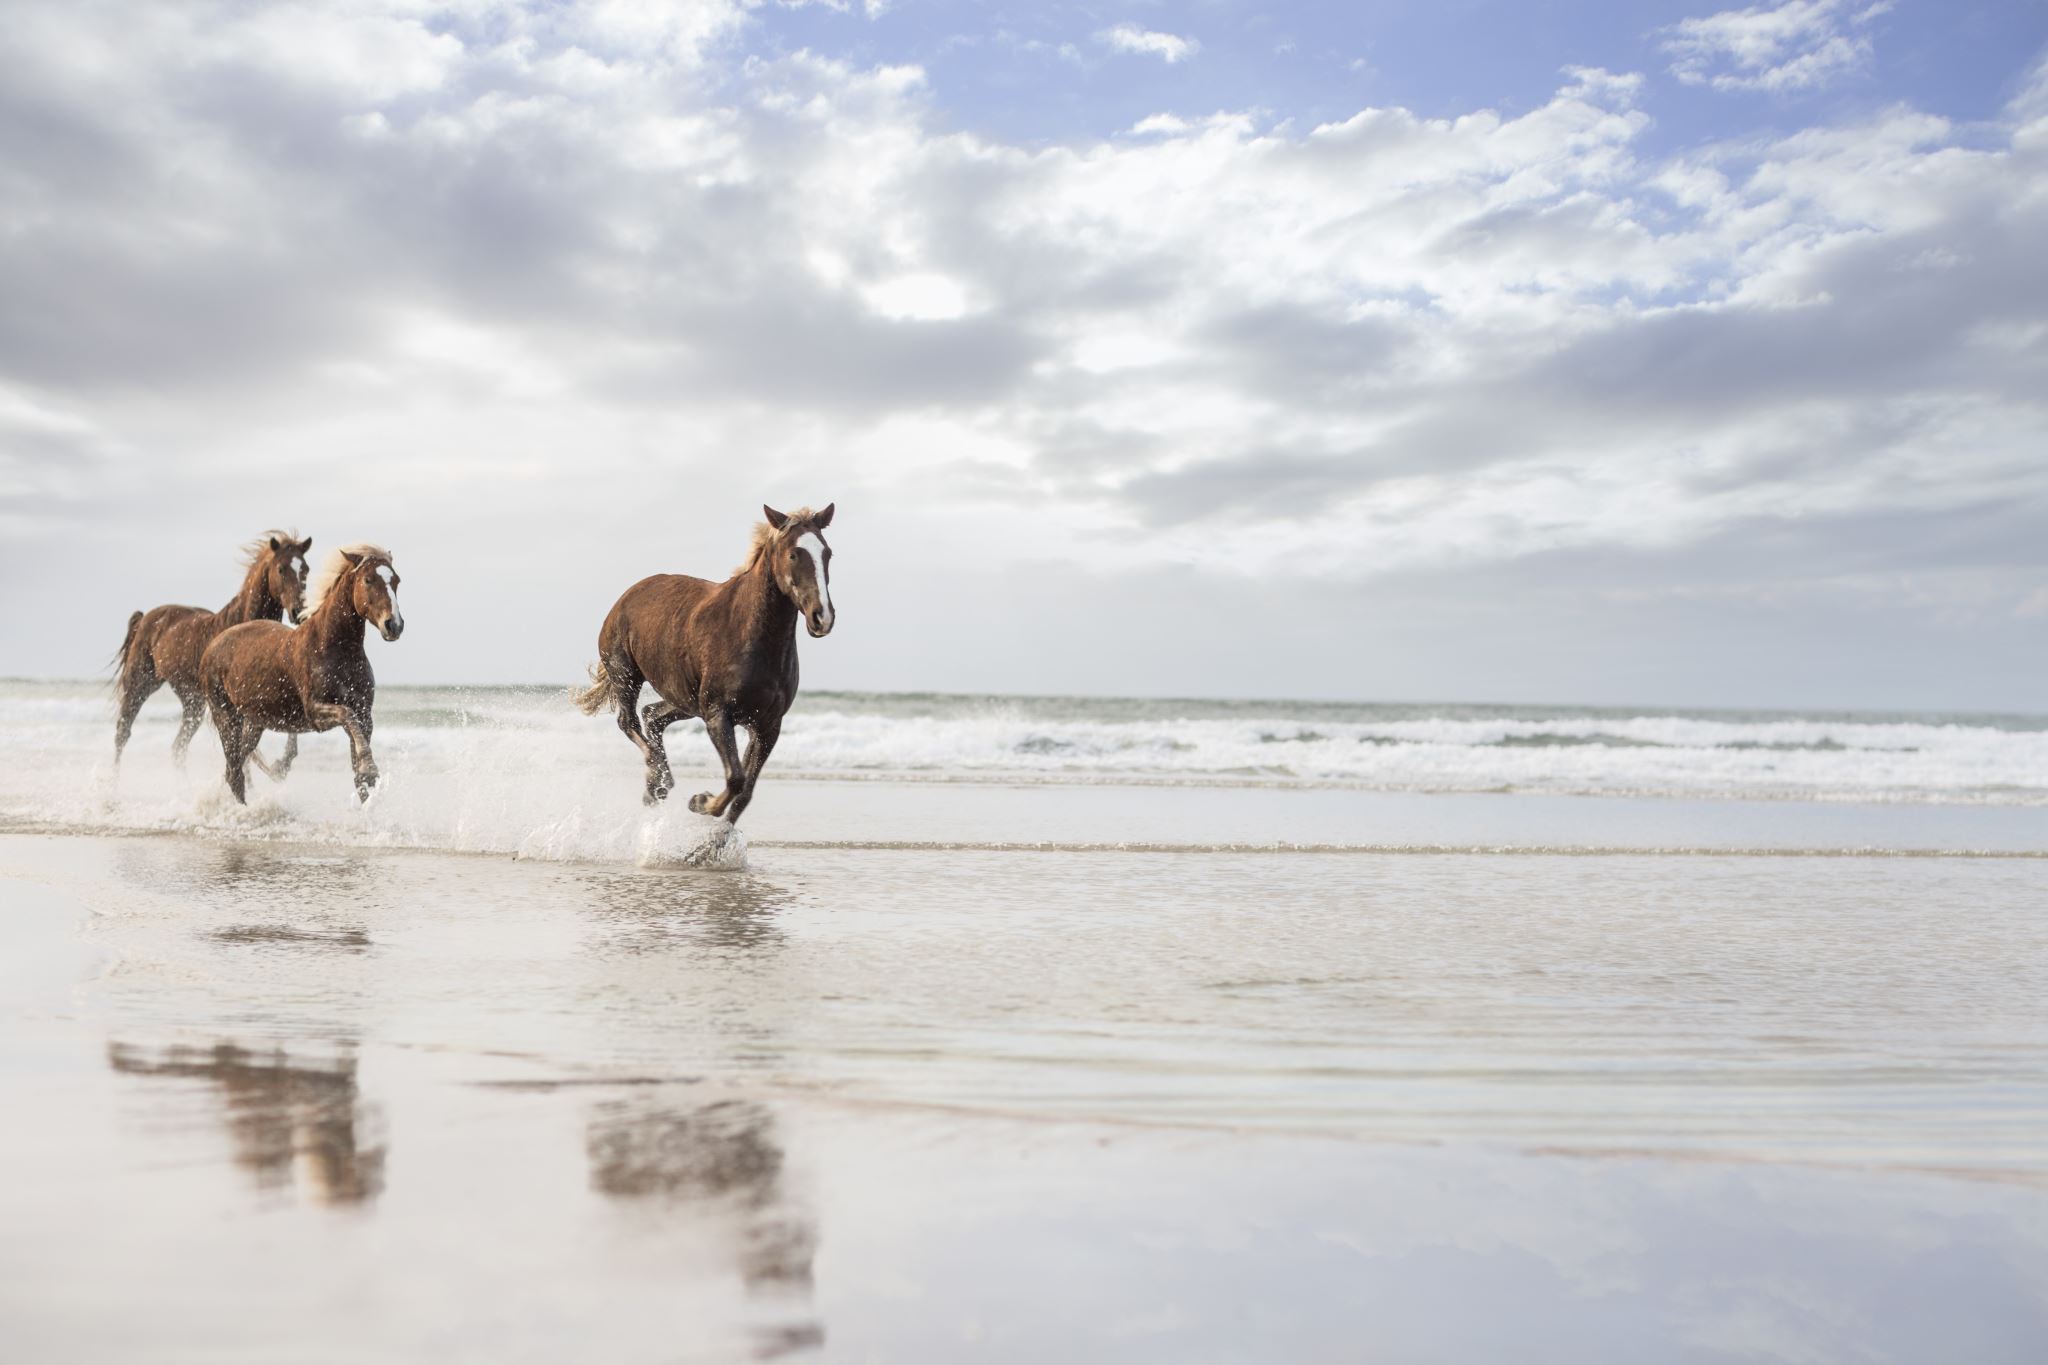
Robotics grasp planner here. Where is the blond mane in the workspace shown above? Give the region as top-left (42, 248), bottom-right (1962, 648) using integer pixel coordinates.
top-left (732, 507), bottom-right (819, 577)
top-left (305, 542), bottom-right (394, 615)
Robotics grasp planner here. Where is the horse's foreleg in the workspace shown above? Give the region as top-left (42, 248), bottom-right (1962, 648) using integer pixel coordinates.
top-left (642, 699), bottom-right (688, 805)
top-left (721, 716), bottom-right (781, 826)
top-left (309, 702), bottom-right (377, 802)
top-left (249, 733), bottom-right (298, 783)
top-left (689, 708), bottom-right (743, 817)
top-left (170, 686), bottom-right (207, 767)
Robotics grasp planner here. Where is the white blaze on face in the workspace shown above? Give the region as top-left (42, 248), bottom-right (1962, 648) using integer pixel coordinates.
top-left (374, 562), bottom-right (403, 631)
top-left (795, 531), bottom-right (832, 629)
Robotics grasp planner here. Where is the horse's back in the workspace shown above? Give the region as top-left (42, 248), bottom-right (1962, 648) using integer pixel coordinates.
top-left (620, 572), bottom-right (716, 610)
top-left (607, 573), bottom-right (715, 645)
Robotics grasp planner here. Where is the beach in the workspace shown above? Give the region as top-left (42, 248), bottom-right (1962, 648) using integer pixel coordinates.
top-left (2, 684), bottom-right (2046, 1360)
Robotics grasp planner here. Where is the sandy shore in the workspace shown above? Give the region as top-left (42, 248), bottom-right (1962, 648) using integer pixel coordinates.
top-left (3, 805), bottom-right (2046, 1361)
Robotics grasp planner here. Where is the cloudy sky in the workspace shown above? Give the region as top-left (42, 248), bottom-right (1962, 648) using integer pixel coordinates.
top-left (2, 0), bottom-right (2044, 709)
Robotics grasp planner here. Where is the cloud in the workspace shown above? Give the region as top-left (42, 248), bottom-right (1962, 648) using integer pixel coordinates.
top-left (1098, 24), bottom-right (1200, 64)
top-left (1663, 0), bottom-right (1890, 93)
top-left (0, 1), bottom-right (2043, 701)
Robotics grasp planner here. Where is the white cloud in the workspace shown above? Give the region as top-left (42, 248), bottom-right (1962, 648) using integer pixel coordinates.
top-left (0, 0), bottom-right (2043, 699)
top-left (1663, 0), bottom-right (1890, 93)
top-left (1098, 24), bottom-right (1199, 64)
top-left (1129, 113), bottom-right (1190, 136)
top-left (861, 273), bottom-right (973, 321)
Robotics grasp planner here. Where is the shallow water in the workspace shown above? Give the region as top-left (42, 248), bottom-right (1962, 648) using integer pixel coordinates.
top-left (4, 680), bottom-right (2047, 1360)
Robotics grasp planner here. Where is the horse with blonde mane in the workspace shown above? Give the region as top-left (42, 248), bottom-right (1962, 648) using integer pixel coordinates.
top-left (202, 544), bottom-right (406, 805)
top-left (113, 532), bottom-right (312, 767)
top-left (574, 503), bottom-right (835, 822)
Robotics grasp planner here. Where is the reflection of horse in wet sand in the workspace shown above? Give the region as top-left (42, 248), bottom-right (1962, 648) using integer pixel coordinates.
top-left (113, 532), bottom-right (312, 767)
top-left (575, 504), bottom-right (835, 821)
top-left (108, 1041), bottom-right (386, 1206)
top-left (588, 1094), bottom-right (820, 1355)
top-left (202, 544), bottom-right (405, 805)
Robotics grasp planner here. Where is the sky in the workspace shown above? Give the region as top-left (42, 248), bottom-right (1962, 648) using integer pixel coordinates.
top-left (1, 0), bottom-right (2045, 709)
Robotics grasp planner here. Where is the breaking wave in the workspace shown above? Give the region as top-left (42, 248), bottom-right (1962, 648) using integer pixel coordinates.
top-left (1, 681), bottom-right (2043, 861)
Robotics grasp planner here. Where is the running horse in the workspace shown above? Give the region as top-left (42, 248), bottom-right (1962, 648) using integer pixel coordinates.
top-left (574, 504), bottom-right (835, 821)
top-left (202, 544), bottom-right (406, 805)
top-left (114, 532), bottom-right (312, 767)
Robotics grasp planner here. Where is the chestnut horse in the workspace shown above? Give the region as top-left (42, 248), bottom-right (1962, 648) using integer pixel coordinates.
top-left (574, 503), bottom-right (835, 822)
top-left (114, 532), bottom-right (312, 767)
top-left (202, 544), bottom-right (405, 805)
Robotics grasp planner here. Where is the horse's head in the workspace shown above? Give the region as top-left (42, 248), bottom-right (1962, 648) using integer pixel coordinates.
top-left (763, 503), bottom-right (835, 638)
top-left (263, 533), bottom-right (313, 624)
top-left (344, 550), bottom-right (405, 642)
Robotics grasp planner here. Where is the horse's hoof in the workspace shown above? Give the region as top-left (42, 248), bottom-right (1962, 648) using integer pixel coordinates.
top-left (688, 792), bottom-right (713, 814)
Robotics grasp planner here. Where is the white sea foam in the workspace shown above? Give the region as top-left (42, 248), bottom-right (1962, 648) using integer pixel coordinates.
top-left (3, 682), bottom-right (2044, 860)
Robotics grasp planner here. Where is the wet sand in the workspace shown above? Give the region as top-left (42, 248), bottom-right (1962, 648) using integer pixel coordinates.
top-left (3, 795), bottom-right (2047, 1361)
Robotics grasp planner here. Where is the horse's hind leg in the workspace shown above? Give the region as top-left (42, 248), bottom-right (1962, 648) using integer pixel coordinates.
top-left (220, 718), bottom-right (261, 805)
top-left (249, 733), bottom-right (298, 783)
top-left (169, 684), bottom-right (207, 767)
top-left (601, 663), bottom-right (662, 803)
top-left (641, 698), bottom-right (691, 804)
top-left (689, 707), bottom-right (744, 818)
top-left (113, 668), bottom-right (161, 766)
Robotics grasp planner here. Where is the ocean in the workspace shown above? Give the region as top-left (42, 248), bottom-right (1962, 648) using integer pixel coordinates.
top-left (4, 680), bottom-right (2046, 862)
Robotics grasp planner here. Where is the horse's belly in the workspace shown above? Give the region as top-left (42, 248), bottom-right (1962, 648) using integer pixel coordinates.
top-left (226, 672), bottom-right (306, 729)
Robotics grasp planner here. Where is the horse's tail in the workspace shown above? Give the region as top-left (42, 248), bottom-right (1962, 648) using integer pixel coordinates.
top-left (112, 610), bottom-right (145, 678)
top-left (570, 659), bottom-right (614, 715)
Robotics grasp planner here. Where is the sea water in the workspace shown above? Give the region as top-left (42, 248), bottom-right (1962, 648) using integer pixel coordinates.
top-left (3, 681), bottom-right (2045, 865)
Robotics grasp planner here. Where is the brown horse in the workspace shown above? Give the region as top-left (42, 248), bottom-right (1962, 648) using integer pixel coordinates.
top-left (202, 544), bottom-right (405, 805)
top-left (574, 504), bottom-right (835, 822)
top-left (114, 532), bottom-right (312, 767)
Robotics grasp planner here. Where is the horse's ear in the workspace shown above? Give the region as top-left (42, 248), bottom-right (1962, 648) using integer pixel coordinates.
top-left (269, 535), bottom-right (283, 551)
top-left (814, 503), bottom-right (834, 529)
top-left (299, 537), bottom-right (313, 554)
top-left (341, 550), bottom-right (364, 566)
top-left (763, 505), bottom-right (789, 531)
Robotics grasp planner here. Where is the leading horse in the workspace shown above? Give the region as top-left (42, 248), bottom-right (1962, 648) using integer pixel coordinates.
top-left (202, 544), bottom-right (405, 805)
top-left (574, 503), bottom-right (835, 822)
top-left (114, 532), bottom-right (312, 767)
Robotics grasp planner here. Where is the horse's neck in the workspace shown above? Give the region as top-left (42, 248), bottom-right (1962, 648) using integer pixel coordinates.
top-left (303, 594), bottom-right (366, 655)
top-left (731, 558), bottom-right (798, 642)
top-left (219, 565), bottom-right (278, 626)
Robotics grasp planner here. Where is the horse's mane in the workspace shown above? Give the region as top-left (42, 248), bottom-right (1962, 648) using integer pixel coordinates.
top-left (732, 508), bottom-right (818, 577)
top-left (239, 529), bottom-right (303, 568)
top-left (306, 542), bottom-right (394, 614)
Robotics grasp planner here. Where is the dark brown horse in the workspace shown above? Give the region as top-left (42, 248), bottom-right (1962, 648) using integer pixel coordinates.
top-left (114, 532), bottom-right (312, 767)
top-left (202, 544), bottom-right (405, 805)
top-left (574, 504), bottom-right (835, 821)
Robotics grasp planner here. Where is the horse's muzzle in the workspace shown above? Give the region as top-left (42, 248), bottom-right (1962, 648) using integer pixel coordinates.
top-left (806, 613), bottom-right (833, 638)
top-left (380, 618), bottom-right (405, 642)
top-left (289, 609), bottom-right (306, 626)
